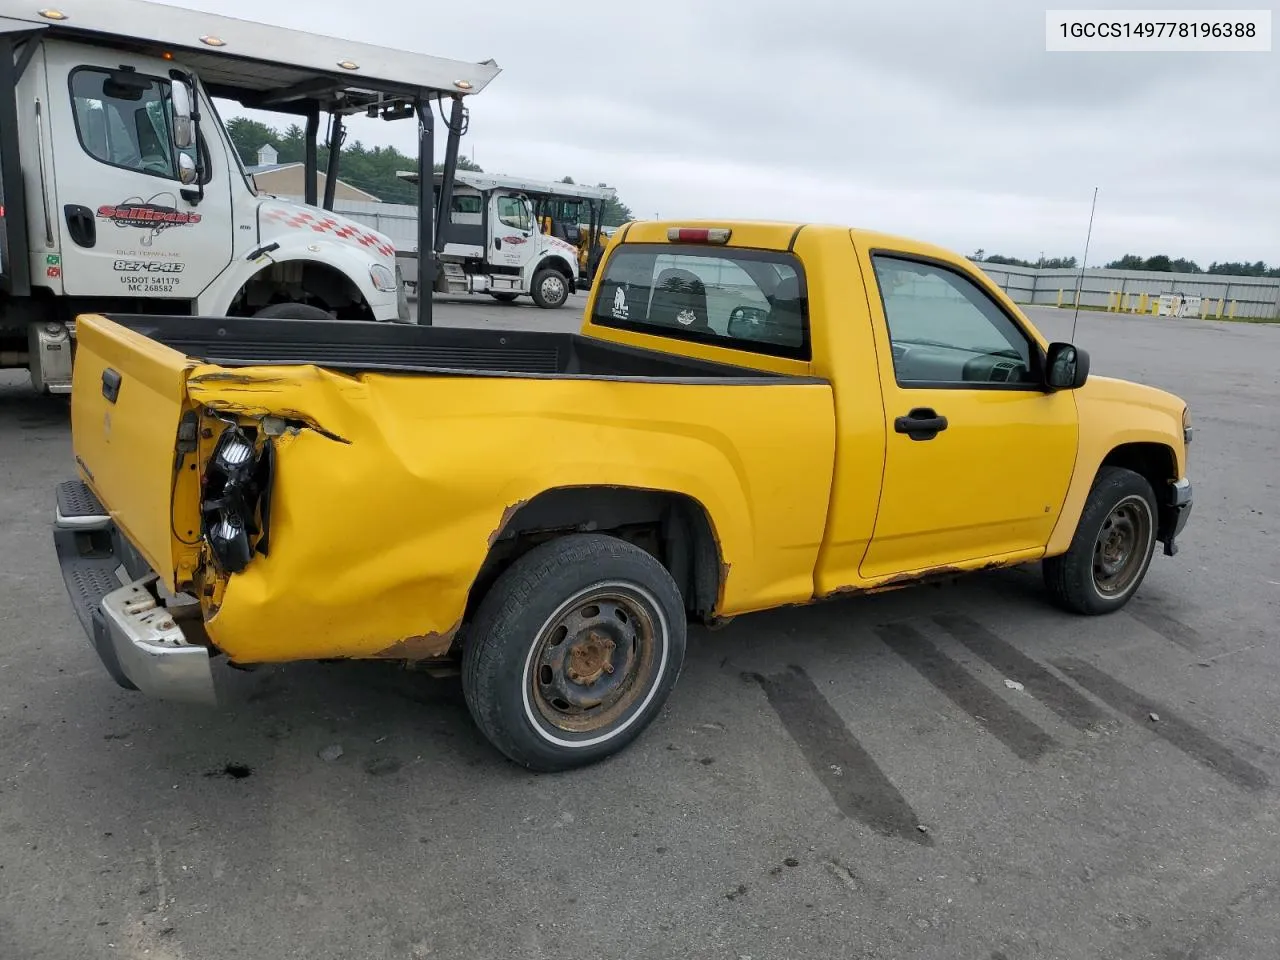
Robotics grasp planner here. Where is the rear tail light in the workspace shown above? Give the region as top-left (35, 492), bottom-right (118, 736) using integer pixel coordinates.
top-left (200, 423), bottom-right (275, 575)
top-left (666, 227), bottom-right (731, 244)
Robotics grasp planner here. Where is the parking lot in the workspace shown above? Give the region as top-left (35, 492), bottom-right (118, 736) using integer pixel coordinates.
top-left (2, 298), bottom-right (1278, 960)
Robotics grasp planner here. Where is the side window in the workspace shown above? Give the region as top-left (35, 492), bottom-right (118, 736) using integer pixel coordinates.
top-left (496, 196), bottom-right (530, 231)
top-left (69, 67), bottom-right (181, 180)
top-left (591, 245), bottom-right (810, 360)
top-left (871, 255), bottom-right (1038, 386)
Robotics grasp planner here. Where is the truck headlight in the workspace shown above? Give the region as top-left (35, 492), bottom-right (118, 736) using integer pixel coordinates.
top-left (369, 263), bottom-right (397, 293)
top-left (200, 424), bottom-right (275, 575)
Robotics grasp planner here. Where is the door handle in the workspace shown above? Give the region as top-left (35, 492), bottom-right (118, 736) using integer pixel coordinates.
top-left (64, 204), bottom-right (97, 248)
top-left (894, 407), bottom-right (948, 440)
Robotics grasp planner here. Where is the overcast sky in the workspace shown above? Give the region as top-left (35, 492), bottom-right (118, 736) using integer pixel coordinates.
top-left (161, 0), bottom-right (1276, 267)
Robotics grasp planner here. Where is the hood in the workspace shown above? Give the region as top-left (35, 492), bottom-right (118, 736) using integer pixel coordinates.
top-left (543, 234), bottom-right (579, 258)
top-left (1079, 374), bottom-right (1186, 418)
top-left (257, 198), bottom-right (398, 266)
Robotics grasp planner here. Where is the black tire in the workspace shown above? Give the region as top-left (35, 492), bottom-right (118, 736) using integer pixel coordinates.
top-left (1043, 466), bottom-right (1159, 615)
top-left (461, 533), bottom-right (687, 772)
top-left (489, 292), bottom-right (519, 303)
top-left (253, 302), bottom-right (334, 320)
top-left (529, 267), bottom-right (571, 309)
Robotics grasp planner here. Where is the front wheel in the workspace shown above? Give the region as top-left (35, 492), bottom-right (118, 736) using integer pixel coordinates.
top-left (253, 302), bottom-right (335, 321)
top-left (461, 533), bottom-right (687, 771)
top-left (1042, 466), bottom-right (1158, 615)
top-left (530, 268), bottom-right (570, 309)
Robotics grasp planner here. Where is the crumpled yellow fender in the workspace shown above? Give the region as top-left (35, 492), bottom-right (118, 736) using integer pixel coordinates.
top-left (186, 363), bottom-right (836, 664)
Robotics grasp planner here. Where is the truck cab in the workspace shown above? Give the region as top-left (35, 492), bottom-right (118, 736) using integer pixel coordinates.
top-left (0, 0), bottom-right (500, 393)
top-left (396, 170), bottom-right (616, 308)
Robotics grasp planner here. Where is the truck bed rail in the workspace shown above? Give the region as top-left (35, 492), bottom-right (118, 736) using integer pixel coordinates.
top-left (100, 314), bottom-right (820, 384)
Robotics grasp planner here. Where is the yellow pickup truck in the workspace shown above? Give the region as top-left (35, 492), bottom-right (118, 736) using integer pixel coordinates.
top-left (52, 219), bottom-right (1193, 771)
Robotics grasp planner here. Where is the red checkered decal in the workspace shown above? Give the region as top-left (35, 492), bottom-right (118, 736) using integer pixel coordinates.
top-left (261, 205), bottom-right (397, 259)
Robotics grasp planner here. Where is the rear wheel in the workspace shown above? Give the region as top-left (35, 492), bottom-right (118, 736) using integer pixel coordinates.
top-left (253, 302), bottom-right (334, 320)
top-left (530, 268), bottom-right (570, 309)
top-left (461, 533), bottom-right (687, 771)
top-left (1043, 466), bottom-right (1158, 615)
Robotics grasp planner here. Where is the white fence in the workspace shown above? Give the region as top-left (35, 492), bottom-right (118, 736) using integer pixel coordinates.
top-left (975, 262), bottom-right (1280, 320)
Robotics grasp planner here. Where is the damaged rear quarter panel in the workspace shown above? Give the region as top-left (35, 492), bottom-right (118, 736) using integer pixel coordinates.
top-left (189, 365), bottom-right (835, 664)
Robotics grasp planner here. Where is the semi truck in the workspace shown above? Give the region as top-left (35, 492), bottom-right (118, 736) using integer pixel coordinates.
top-left (395, 170), bottom-right (616, 308)
top-left (0, 0), bottom-right (499, 394)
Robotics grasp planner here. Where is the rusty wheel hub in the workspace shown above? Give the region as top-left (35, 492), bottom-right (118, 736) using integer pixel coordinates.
top-left (566, 633), bottom-right (616, 686)
top-left (527, 586), bottom-right (659, 735)
top-left (1092, 497), bottom-right (1152, 596)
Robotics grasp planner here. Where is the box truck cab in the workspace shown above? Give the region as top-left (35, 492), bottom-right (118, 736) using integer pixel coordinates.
top-left (0, 0), bottom-right (499, 393)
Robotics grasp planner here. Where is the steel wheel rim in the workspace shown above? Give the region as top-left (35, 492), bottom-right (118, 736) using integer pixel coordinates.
top-left (1092, 495), bottom-right (1153, 596)
top-left (522, 582), bottom-right (666, 746)
top-left (541, 274), bottom-right (565, 302)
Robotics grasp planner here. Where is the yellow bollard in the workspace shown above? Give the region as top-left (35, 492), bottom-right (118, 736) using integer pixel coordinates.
top-left (1200, 299), bottom-right (1209, 319)
top-left (1215, 298), bottom-right (1224, 318)
top-left (1056, 288), bottom-right (1064, 307)
top-left (1120, 292), bottom-right (1129, 313)
top-left (1229, 300), bottom-right (1237, 319)
top-left (1151, 299), bottom-right (1159, 316)
top-left (1138, 293), bottom-right (1149, 313)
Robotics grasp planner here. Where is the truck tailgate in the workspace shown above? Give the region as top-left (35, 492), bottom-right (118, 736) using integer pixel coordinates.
top-left (70, 314), bottom-right (195, 591)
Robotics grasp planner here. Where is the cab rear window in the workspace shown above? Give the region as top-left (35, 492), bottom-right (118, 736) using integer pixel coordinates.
top-left (591, 244), bottom-right (810, 360)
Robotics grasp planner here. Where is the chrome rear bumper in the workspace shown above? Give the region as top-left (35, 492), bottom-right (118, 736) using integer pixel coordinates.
top-left (53, 480), bottom-right (216, 705)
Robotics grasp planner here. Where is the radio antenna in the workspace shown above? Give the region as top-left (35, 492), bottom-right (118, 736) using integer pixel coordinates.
top-left (1070, 186), bottom-right (1099, 343)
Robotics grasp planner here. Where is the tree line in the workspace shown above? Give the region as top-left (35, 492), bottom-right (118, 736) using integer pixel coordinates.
top-left (973, 248), bottom-right (1280, 277)
top-left (225, 118), bottom-right (635, 225)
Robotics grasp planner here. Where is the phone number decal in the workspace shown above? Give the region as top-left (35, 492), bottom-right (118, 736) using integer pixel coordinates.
top-left (1046, 9), bottom-right (1272, 51)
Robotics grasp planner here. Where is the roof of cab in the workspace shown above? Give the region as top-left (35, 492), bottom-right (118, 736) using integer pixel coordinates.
top-left (0, 0), bottom-right (501, 112)
top-left (396, 170), bottom-right (617, 202)
top-left (615, 219), bottom-right (973, 266)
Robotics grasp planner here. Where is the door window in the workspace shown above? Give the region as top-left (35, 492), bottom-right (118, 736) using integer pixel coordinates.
top-left (496, 196), bottom-right (531, 232)
top-left (871, 255), bottom-right (1038, 386)
top-left (69, 67), bottom-right (201, 182)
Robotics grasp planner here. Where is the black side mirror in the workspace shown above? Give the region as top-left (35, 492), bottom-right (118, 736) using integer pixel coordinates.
top-left (1045, 342), bottom-right (1090, 390)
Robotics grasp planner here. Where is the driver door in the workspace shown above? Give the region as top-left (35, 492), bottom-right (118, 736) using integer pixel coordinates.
top-left (488, 192), bottom-right (534, 270)
top-left (858, 249), bottom-right (1079, 580)
top-left (43, 46), bottom-right (231, 299)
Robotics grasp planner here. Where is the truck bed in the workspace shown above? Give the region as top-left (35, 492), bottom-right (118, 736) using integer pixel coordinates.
top-left (101, 314), bottom-right (816, 384)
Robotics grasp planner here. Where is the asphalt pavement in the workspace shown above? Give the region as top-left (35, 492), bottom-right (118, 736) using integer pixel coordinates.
top-left (2, 299), bottom-right (1278, 960)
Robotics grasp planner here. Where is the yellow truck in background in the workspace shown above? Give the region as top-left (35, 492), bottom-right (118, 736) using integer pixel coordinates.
top-left (53, 219), bottom-right (1194, 771)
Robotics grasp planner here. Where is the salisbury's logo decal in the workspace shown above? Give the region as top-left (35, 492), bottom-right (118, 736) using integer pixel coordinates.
top-left (97, 194), bottom-right (201, 244)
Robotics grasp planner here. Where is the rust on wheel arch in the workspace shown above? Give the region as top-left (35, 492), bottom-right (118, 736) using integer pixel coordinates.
top-left (373, 622), bottom-right (461, 660)
top-left (487, 499), bottom-right (531, 549)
